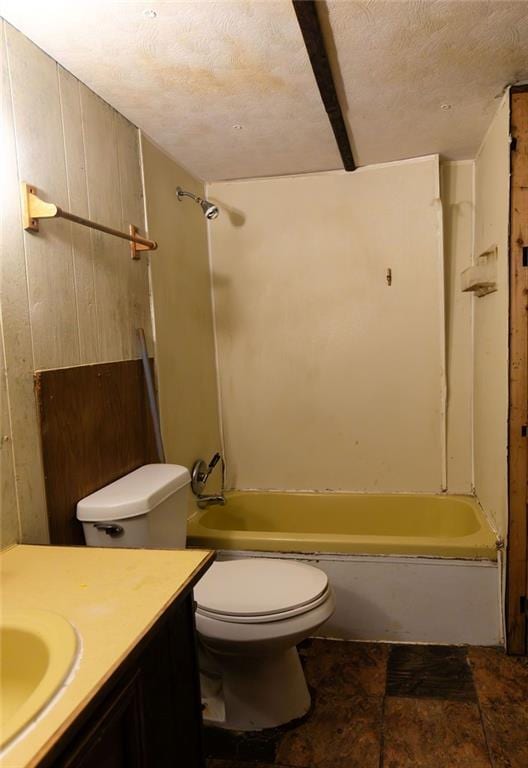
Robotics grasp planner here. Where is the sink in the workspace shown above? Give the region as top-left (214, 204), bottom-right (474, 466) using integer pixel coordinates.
top-left (0, 610), bottom-right (78, 750)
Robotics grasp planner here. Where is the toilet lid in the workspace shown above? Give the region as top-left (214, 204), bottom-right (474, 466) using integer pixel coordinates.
top-left (194, 559), bottom-right (328, 620)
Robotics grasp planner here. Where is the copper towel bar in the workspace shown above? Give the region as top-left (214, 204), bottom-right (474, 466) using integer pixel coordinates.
top-left (21, 182), bottom-right (158, 259)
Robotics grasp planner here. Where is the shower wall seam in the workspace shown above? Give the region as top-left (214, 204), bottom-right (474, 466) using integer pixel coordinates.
top-left (205, 183), bottom-right (227, 481)
top-left (470, 157), bottom-right (476, 495)
top-left (435, 156), bottom-right (448, 493)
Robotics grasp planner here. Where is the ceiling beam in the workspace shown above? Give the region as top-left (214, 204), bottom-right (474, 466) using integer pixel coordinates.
top-left (292, 0), bottom-right (356, 171)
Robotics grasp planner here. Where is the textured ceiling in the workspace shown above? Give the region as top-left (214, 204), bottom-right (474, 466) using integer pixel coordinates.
top-left (322, 0), bottom-right (528, 166)
top-left (1, 0), bottom-right (527, 181)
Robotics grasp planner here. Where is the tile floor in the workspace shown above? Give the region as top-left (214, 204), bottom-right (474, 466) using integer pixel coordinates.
top-left (204, 639), bottom-right (528, 768)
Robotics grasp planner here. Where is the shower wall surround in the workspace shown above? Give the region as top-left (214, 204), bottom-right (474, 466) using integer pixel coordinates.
top-left (472, 93), bottom-right (510, 536)
top-left (208, 157), bottom-right (453, 494)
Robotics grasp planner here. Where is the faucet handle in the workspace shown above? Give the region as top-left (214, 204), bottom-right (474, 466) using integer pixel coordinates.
top-left (208, 452), bottom-right (221, 472)
top-left (191, 453), bottom-right (222, 496)
top-left (191, 459), bottom-right (208, 495)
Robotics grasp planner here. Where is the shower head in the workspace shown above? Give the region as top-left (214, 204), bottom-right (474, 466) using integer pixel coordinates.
top-left (199, 198), bottom-right (219, 220)
top-left (176, 187), bottom-right (219, 220)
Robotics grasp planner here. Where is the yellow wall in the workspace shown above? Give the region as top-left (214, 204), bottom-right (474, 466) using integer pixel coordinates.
top-left (208, 156), bottom-right (449, 493)
top-left (0, 22), bottom-right (153, 547)
top-left (441, 161), bottom-right (474, 493)
top-left (141, 138), bottom-right (222, 483)
top-left (473, 93), bottom-right (510, 535)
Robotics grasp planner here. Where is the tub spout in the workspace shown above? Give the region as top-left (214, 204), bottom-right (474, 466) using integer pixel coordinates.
top-left (197, 495), bottom-right (226, 510)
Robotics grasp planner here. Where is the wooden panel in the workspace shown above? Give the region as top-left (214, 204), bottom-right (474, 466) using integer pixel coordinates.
top-left (114, 112), bottom-right (154, 356)
top-left (80, 87), bottom-right (135, 362)
top-left (1, 29), bottom-right (22, 550)
top-left (36, 360), bottom-right (158, 545)
top-left (58, 66), bottom-right (99, 363)
top-left (0, 323), bottom-right (19, 548)
top-left (1, 22), bottom-right (49, 544)
top-left (506, 87), bottom-right (528, 655)
top-left (1, 22), bottom-right (154, 546)
top-left (5, 22), bottom-right (81, 370)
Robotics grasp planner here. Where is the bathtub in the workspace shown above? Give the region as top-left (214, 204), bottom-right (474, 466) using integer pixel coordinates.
top-left (187, 491), bottom-right (498, 560)
top-left (187, 491), bottom-right (501, 646)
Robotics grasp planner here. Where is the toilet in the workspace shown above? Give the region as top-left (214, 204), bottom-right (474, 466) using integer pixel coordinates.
top-left (77, 464), bottom-right (335, 731)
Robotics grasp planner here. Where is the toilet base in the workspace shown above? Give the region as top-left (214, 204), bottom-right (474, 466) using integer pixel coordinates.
top-left (202, 646), bottom-right (311, 731)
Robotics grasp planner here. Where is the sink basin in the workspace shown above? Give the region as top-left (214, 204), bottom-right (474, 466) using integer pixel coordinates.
top-left (0, 610), bottom-right (78, 750)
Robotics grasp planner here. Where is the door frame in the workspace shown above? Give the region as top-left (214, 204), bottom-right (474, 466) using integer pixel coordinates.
top-left (506, 85), bottom-right (528, 655)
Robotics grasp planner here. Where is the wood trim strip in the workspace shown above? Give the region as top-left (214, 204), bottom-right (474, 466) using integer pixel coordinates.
top-left (506, 88), bottom-right (528, 654)
top-left (292, 0), bottom-right (356, 171)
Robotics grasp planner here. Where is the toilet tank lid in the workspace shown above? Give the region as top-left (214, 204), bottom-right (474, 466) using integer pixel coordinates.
top-left (76, 464), bottom-right (190, 522)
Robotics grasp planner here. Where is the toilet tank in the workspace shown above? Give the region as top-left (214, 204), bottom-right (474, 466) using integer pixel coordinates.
top-left (77, 464), bottom-right (190, 549)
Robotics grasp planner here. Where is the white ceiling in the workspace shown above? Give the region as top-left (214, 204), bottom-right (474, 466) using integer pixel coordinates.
top-left (1, 0), bottom-right (527, 181)
top-left (323, 0), bottom-right (528, 167)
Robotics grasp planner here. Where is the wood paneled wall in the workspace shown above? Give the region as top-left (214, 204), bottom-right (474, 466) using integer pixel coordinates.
top-left (0, 21), bottom-right (153, 547)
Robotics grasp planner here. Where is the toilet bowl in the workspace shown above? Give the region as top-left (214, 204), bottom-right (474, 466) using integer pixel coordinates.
top-left (194, 558), bottom-right (335, 731)
top-left (76, 465), bottom-right (335, 731)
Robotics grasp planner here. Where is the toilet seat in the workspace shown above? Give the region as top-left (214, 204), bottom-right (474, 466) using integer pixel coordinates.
top-left (196, 586), bottom-right (335, 650)
top-left (197, 585), bottom-right (332, 623)
top-left (194, 559), bottom-right (329, 624)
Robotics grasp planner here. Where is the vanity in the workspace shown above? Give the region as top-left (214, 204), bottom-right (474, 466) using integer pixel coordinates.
top-left (0, 545), bottom-right (214, 768)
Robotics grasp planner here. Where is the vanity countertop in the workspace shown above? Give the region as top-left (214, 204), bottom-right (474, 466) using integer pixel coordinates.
top-left (0, 544), bottom-right (214, 768)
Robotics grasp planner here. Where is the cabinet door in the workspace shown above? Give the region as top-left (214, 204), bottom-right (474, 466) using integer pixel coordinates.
top-left (140, 595), bottom-right (205, 767)
top-left (167, 596), bottom-right (205, 766)
top-left (47, 594), bottom-right (205, 768)
top-left (58, 674), bottom-right (145, 768)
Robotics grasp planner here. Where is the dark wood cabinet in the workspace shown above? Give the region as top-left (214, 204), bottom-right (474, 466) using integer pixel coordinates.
top-left (58, 673), bottom-right (146, 768)
top-left (40, 593), bottom-right (204, 768)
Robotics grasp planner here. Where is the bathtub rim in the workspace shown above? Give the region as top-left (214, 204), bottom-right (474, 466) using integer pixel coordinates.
top-left (187, 492), bottom-right (499, 562)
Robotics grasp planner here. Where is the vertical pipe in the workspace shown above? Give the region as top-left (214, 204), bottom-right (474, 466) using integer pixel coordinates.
top-left (137, 328), bottom-right (165, 463)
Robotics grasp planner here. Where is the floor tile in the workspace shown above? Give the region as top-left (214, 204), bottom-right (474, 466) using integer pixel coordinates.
top-left (276, 694), bottom-right (382, 768)
top-left (469, 647), bottom-right (528, 705)
top-left (386, 644), bottom-right (476, 701)
top-left (203, 725), bottom-right (279, 762)
top-left (204, 642), bottom-right (528, 768)
top-left (207, 762), bottom-right (281, 768)
top-left (301, 638), bottom-right (389, 697)
top-left (480, 703), bottom-right (528, 768)
top-left (382, 697), bottom-right (491, 768)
